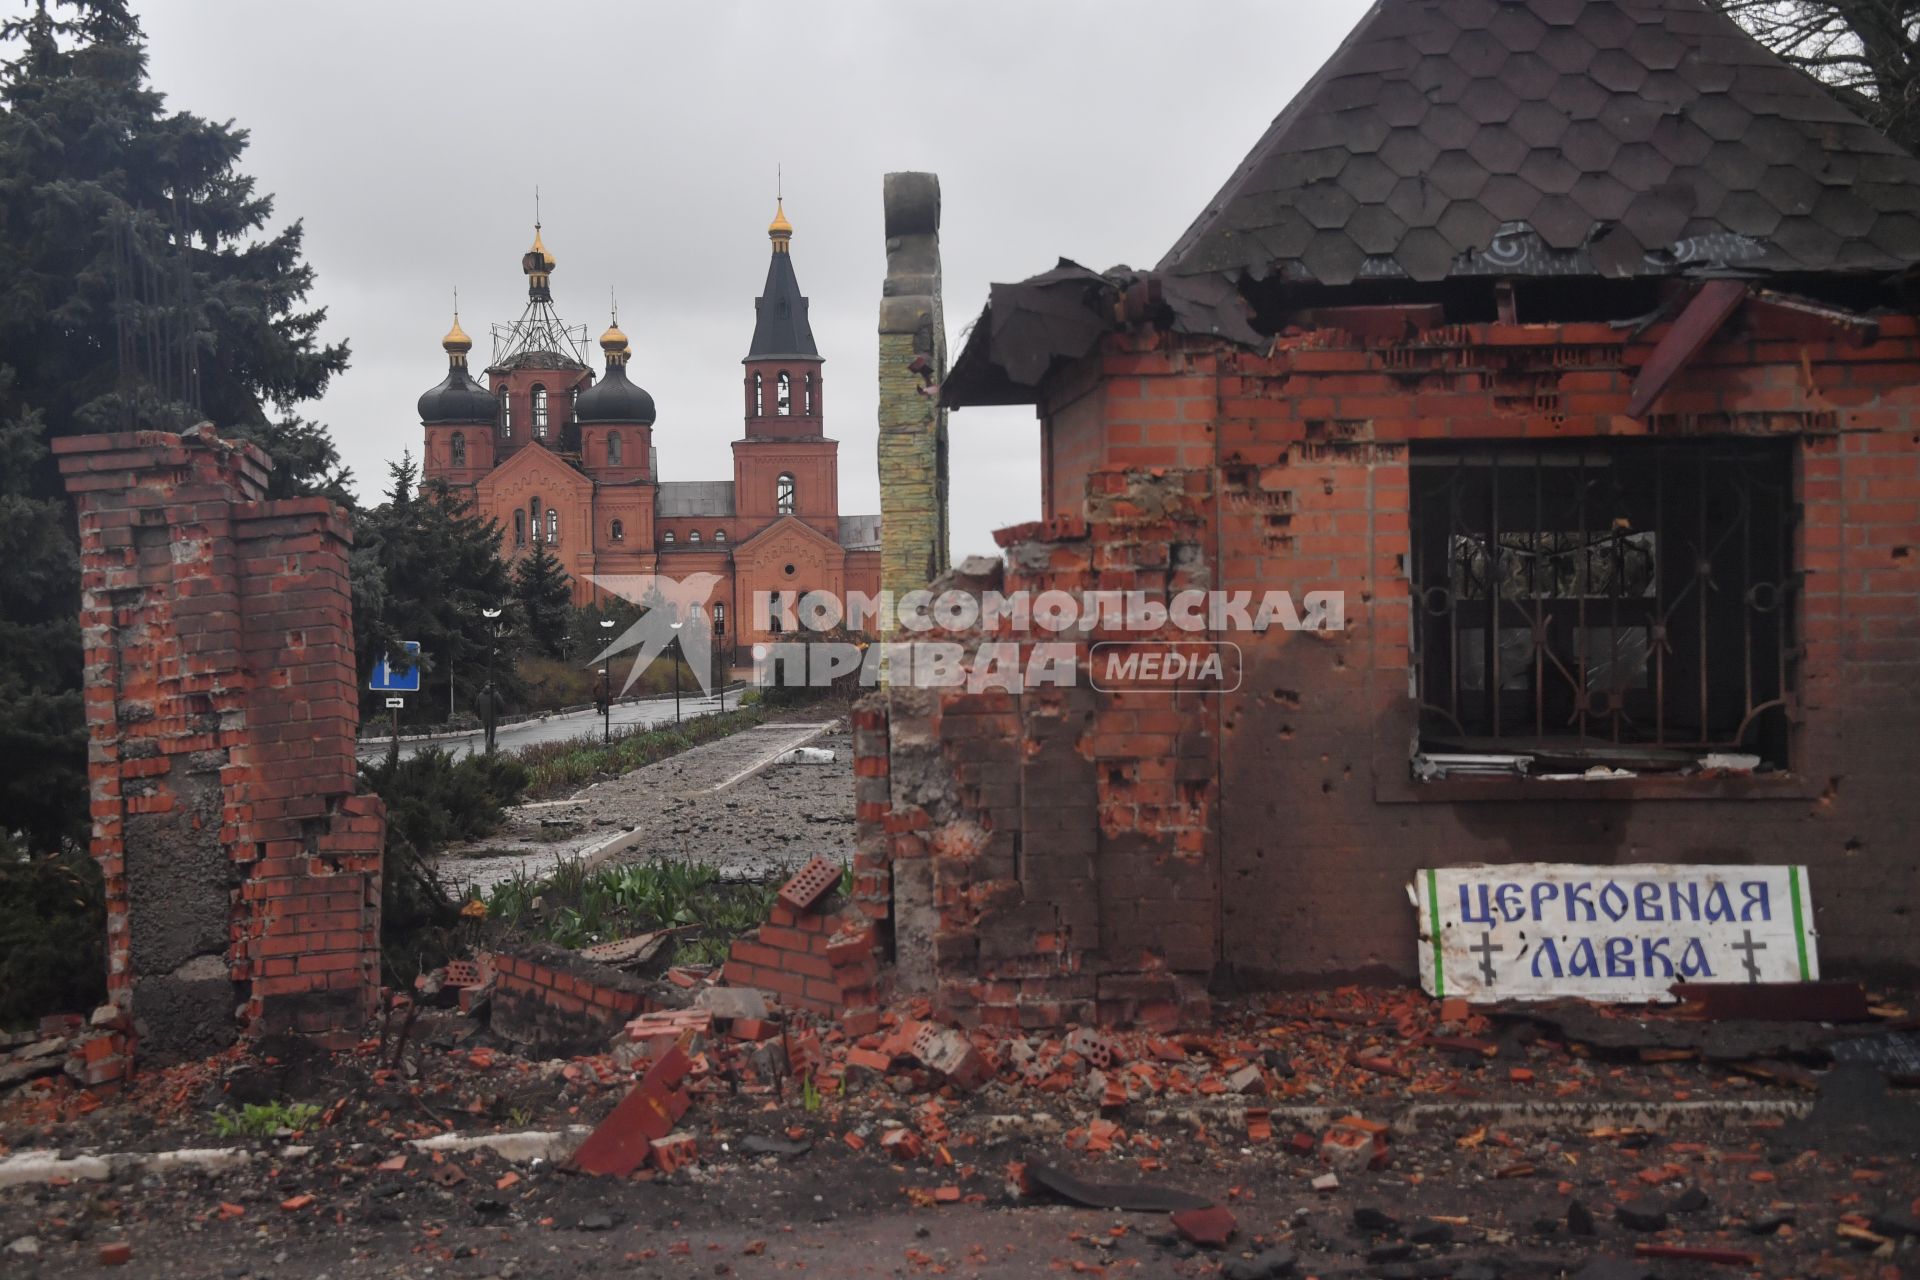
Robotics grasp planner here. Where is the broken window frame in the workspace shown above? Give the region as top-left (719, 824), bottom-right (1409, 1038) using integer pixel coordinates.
top-left (776, 472), bottom-right (796, 515)
top-left (1408, 440), bottom-right (1797, 774)
top-left (532, 384), bottom-right (549, 439)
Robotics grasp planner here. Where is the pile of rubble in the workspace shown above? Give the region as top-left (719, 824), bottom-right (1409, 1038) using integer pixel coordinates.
top-left (0, 1005), bottom-right (134, 1095)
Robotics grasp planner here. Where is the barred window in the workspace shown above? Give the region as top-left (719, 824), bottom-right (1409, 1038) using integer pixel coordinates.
top-left (1410, 441), bottom-right (1795, 770)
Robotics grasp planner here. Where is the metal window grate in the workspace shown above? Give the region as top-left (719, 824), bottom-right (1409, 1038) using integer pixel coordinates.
top-left (1409, 440), bottom-right (1796, 765)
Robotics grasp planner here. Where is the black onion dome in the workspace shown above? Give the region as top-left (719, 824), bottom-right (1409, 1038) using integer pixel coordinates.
top-left (575, 361), bottom-right (657, 425)
top-left (417, 365), bottom-right (497, 424)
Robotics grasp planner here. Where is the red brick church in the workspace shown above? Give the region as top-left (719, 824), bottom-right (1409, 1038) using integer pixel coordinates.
top-left (416, 204), bottom-right (881, 658)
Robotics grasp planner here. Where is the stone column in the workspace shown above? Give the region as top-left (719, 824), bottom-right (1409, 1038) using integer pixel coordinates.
top-left (878, 172), bottom-right (950, 599)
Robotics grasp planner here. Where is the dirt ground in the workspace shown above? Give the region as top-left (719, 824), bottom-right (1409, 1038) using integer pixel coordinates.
top-left (439, 722), bottom-right (855, 893)
top-left (3, 990), bottom-right (1915, 1280)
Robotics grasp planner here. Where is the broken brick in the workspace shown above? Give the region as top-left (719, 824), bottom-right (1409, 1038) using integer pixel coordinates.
top-left (649, 1131), bottom-right (698, 1175)
top-left (1171, 1205), bottom-right (1236, 1248)
top-left (778, 856), bottom-right (841, 915)
top-left (910, 1024), bottom-right (990, 1091)
top-left (569, 1046), bottom-right (692, 1177)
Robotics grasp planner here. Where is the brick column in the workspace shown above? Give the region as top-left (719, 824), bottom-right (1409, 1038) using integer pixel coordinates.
top-left (878, 171), bottom-right (950, 598)
top-left (55, 425), bottom-right (384, 1074)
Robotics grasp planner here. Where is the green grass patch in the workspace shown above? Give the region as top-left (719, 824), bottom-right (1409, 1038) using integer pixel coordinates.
top-left (477, 856), bottom-right (779, 965)
top-left (516, 705), bottom-right (769, 800)
top-left (211, 1101), bottom-right (321, 1138)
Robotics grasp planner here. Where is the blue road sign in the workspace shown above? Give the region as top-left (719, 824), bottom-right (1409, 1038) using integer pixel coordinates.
top-left (370, 641), bottom-right (421, 693)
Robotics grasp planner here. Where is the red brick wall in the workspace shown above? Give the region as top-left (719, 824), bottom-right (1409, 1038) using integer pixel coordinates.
top-left (487, 946), bottom-right (646, 1055)
top-left (855, 305), bottom-right (1920, 1016)
top-left (54, 426), bottom-right (385, 1069)
top-left (1200, 313), bottom-right (1920, 984)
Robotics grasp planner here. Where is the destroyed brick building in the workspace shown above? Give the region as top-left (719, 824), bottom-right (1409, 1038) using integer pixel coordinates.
top-left (52, 427), bottom-right (384, 1079)
top-left (850, 0), bottom-right (1920, 1027)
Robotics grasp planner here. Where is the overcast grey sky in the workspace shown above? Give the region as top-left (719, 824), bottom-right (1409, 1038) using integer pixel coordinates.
top-left (138, 0), bottom-right (1372, 558)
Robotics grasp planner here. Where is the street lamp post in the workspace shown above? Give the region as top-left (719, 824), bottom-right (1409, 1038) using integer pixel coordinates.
top-left (599, 617), bottom-right (616, 741)
top-left (670, 620), bottom-right (683, 725)
top-left (481, 606), bottom-right (503, 754)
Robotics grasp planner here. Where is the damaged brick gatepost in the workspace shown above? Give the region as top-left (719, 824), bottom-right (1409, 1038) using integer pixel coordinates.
top-left (54, 426), bottom-right (385, 1079)
top-left (845, 469), bottom-right (1222, 1033)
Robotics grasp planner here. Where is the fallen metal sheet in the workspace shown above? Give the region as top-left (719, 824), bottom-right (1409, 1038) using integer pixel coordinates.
top-left (1413, 863), bottom-right (1818, 1002)
top-left (1025, 1161), bottom-right (1212, 1213)
top-left (1493, 1001), bottom-right (1834, 1062)
top-left (1671, 981), bottom-right (1870, 1023)
top-left (1828, 1030), bottom-right (1920, 1083)
top-left (740, 1135), bottom-right (812, 1159)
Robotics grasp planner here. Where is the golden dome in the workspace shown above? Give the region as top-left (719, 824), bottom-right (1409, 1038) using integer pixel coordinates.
top-left (441, 313), bottom-right (473, 355)
top-left (524, 224), bottom-right (556, 274)
top-left (599, 322), bottom-right (629, 353)
top-left (768, 198), bottom-right (793, 237)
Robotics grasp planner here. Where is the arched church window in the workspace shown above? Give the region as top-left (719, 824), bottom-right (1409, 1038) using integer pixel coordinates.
top-left (546, 508), bottom-right (558, 543)
top-left (712, 602), bottom-right (726, 636)
top-left (530, 496), bottom-right (542, 530)
top-left (664, 530), bottom-right (676, 544)
top-left (753, 372), bottom-right (764, 416)
top-left (714, 529), bottom-right (726, 544)
top-left (500, 393), bottom-right (512, 439)
top-left (776, 371), bottom-right (792, 416)
top-left (450, 432), bottom-right (466, 467)
top-left (532, 385), bottom-right (549, 438)
top-left (803, 373), bottom-right (813, 416)
top-left (776, 472), bottom-right (796, 515)
top-left (514, 510), bottom-right (525, 546)
top-left (690, 530), bottom-right (701, 544)
top-left (608, 432), bottom-right (623, 466)
top-left (610, 519), bottom-right (624, 542)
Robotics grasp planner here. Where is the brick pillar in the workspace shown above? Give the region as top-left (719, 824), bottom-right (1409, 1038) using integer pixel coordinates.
top-left (878, 171), bottom-right (950, 598)
top-left (55, 425), bottom-right (384, 1073)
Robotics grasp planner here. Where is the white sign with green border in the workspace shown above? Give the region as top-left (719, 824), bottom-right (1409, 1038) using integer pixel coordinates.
top-left (1412, 863), bottom-right (1816, 1002)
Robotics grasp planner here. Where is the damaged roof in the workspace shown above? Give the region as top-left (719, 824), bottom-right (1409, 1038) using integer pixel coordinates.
top-left (1160, 0), bottom-right (1920, 285)
top-left (944, 262), bottom-right (1264, 406)
top-left (656, 481), bottom-right (735, 518)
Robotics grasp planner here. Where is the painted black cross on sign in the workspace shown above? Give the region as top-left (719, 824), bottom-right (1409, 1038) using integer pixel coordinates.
top-left (1471, 932), bottom-right (1505, 985)
top-left (1733, 929), bottom-right (1768, 982)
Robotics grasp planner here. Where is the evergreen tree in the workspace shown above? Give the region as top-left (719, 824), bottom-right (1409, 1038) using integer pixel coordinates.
top-left (512, 541), bottom-right (573, 661)
top-left (0, 0), bottom-right (351, 852)
top-left (351, 455), bottom-right (512, 722)
top-left (0, 370), bottom-right (83, 851)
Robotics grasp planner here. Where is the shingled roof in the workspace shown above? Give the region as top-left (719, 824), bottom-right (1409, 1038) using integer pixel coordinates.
top-left (1159, 0), bottom-right (1920, 285)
